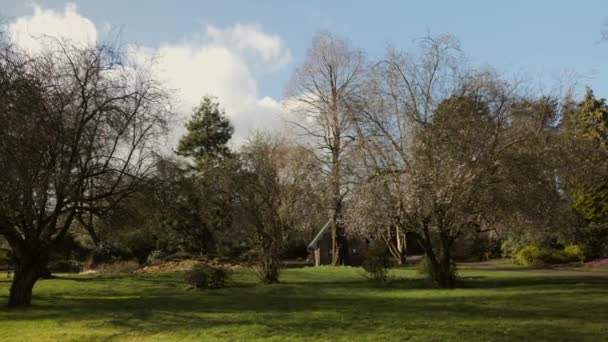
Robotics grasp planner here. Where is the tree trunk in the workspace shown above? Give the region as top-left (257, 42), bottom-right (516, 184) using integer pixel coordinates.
top-left (331, 216), bottom-right (346, 266)
top-left (434, 232), bottom-right (456, 288)
top-left (7, 242), bottom-right (49, 307)
top-left (384, 226), bottom-right (407, 265)
top-left (8, 260), bottom-right (41, 307)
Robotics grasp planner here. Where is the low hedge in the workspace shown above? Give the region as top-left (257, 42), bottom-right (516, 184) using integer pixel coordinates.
top-left (515, 245), bottom-right (584, 267)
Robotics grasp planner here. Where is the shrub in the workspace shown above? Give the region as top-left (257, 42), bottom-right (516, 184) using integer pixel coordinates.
top-left (514, 245), bottom-right (542, 266)
top-left (500, 236), bottom-right (525, 260)
top-left (580, 223), bottom-right (608, 259)
top-left (96, 260), bottom-right (140, 274)
top-left (536, 248), bottom-right (569, 265)
top-left (255, 255), bottom-right (281, 284)
top-left (515, 245), bottom-right (582, 266)
top-left (564, 244), bottom-right (585, 262)
top-left (362, 244), bottom-right (392, 282)
top-left (184, 264), bottom-right (230, 289)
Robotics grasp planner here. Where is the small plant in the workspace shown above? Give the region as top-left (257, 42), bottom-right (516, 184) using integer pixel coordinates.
top-left (362, 244), bottom-right (392, 282)
top-left (564, 244), bottom-right (585, 262)
top-left (500, 236), bottom-right (525, 260)
top-left (184, 263), bottom-right (230, 289)
top-left (514, 245), bottom-right (542, 266)
top-left (255, 256), bottom-right (281, 284)
top-left (96, 260), bottom-right (140, 274)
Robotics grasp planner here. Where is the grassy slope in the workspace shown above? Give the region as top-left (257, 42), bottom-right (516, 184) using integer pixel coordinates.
top-left (0, 266), bottom-right (607, 341)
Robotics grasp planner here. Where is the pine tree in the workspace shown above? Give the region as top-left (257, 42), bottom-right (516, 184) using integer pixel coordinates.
top-left (177, 96), bottom-right (234, 163)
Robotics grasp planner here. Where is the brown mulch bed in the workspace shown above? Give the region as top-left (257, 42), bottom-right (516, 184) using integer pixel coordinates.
top-left (135, 257), bottom-right (246, 273)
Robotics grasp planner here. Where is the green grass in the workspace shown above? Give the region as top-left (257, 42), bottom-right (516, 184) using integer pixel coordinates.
top-left (1, 266), bottom-right (607, 341)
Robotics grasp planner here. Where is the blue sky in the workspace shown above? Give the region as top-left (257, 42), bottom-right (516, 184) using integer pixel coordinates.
top-left (2, 1), bottom-right (608, 140)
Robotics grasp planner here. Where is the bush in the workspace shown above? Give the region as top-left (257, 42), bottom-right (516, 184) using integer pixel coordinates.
top-left (564, 244), bottom-right (585, 262)
top-left (184, 264), bottom-right (230, 289)
top-left (500, 236), bottom-right (525, 260)
top-left (515, 245), bottom-right (582, 267)
top-left (580, 223), bottom-right (608, 259)
top-left (362, 244), bottom-right (392, 282)
top-left (514, 245), bottom-right (542, 266)
top-left (96, 260), bottom-right (140, 274)
top-left (255, 254), bottom-right (281, 284)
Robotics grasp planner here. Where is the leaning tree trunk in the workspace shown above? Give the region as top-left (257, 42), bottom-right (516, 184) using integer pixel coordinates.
top-left (8, 244), bottom-right (49, 307)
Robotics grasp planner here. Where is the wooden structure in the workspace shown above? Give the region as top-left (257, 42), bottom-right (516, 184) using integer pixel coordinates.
top-left (307, 220), bottom-right (369, 266)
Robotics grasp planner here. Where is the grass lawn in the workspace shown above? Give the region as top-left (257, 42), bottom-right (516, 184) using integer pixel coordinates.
top-left (1, 266), bottom-right (607, 341)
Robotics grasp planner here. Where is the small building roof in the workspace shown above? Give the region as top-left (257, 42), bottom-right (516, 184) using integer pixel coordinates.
top-left (307, 219), bottom-right (331, 251)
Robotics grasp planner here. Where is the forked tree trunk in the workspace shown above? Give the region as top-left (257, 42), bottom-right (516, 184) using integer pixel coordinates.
top-left (383, 227), bottom-right (407, 265)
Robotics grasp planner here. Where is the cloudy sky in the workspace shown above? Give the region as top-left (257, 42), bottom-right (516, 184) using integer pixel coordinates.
top-left (2, 1), bottom-right (608, 144)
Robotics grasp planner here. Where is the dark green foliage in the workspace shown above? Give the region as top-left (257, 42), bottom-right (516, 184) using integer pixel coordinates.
top-left (576, 223), bottom-right (608, 259)
top-left (573, 183), bottom-right (608, 223)
top-left (48, 260), bottom-right (82, 273)
top-left (362, 244), bottom-right (392, 282)
top-left (177, 96), bottom-right (234, 162)
top-left (91, 242), bottom-right (132, 265)
top-left (561, 88), bottom-right (608, 259)
top-left (564, 88), bottom-right (608, 145)
top-left (281, 239), bottom-right (309, 259)
top-left (184, 264), bottom-right (231, 289)
top-left (0, 248), bottom-right (10, 264)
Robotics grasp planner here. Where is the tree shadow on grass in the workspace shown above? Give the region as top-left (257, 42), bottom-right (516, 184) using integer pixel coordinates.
top-left (1, 271), bottom-right (607, 341)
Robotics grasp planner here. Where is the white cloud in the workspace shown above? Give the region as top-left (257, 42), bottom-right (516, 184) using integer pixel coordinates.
top-left (7, 3), bottom-right (97, 55)
top-left (205, 23), bottom-right (292, 71)
top-left (7, 3), bottom-right (291, 146)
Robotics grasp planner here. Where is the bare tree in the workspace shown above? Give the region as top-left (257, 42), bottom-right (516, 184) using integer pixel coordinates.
top-left (0, 37), bottom-right (172, 306)
top-left (347, 35), bottom-right (464, 265)
top-left (236, 133), bottom-right (316, 283)
top-left (286, 31), bottom-right (365, 265)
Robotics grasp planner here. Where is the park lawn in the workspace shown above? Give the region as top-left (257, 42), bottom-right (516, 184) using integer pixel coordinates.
top-left (0, 266), bottom-right (607, 341)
